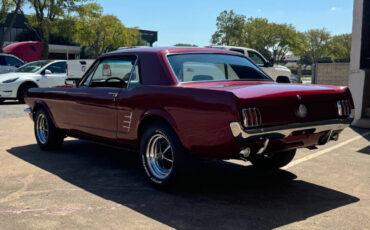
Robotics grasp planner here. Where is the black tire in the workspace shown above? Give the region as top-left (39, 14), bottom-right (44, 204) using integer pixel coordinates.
top-left (34, 108), bottom-right (64, 150)
top-left (0, 99), bottom-right (4, 104)
top-left (17, 84), bottom-right (36, 104)
top-left (249, 150), bottom-right (296, 170)
top-left (140, 121), bottom-right (192, 189)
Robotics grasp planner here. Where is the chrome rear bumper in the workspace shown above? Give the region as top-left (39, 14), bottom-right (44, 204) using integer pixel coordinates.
top-left (230, 117), bottom-right (353, 143)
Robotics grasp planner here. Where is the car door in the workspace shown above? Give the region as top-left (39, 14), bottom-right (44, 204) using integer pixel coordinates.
top-left (67, 56), bottom-right (137, 141)
top-left (38, 61), bottom-right (67, 87)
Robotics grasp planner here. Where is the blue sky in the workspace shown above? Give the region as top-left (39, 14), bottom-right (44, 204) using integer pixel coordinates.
top-left (96, 0), bottom-right (353, 46)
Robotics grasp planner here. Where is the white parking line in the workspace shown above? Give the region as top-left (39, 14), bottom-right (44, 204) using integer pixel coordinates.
top-left (283, 131), bottom-right (370, 169)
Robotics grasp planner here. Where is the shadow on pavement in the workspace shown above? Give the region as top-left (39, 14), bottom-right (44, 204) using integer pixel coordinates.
top-left (7, 140), bottom-right (359, 229)
top-left (351, 127), bottom-right (370, 155)
top-left (0, 100), bottom-right (20, 105)
top-left (358, 146), bottom-right (370, 154)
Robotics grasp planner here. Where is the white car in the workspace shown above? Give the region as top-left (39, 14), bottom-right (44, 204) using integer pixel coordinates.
top-left (66, 59), bottom-right (94, 80)
top-left (0, 53), bottom-right (25, 74)
top-left (210, 46), bottom-right (292, 83)
top-left (0, 60), bottom-right (66, 103)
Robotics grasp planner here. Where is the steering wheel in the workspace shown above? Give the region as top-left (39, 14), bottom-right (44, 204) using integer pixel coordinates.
top-left (104, 77), bottom-right (124, 84)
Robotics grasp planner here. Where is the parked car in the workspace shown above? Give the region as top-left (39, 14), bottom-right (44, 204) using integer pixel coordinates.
top-left (66, 59), bottom-right (94, 81)
top-left (0, 60), bottom-right (66, 103)
top-left (24, 47), bottom-right (353, 188)
top-left (0, 53), bottom-right (25, 74)
top-left (210, 45), bottom-right (293, 83)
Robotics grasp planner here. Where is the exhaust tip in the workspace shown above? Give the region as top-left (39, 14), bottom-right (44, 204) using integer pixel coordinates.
top-left (239, 147), bottom-right (251, 159)
top-left (331, 133), bottom-right (339, 141)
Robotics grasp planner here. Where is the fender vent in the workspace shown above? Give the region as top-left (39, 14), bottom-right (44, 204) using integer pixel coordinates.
top-left (242, 108), bottom-right (262, 128)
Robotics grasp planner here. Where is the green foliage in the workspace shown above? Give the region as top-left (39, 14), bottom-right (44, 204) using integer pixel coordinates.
top-left (0, 0), bottom-right (13, 23)
top-left (27, 0), bottom-right (89, 58)
top-left (211, 11), bottom-right (306, 64)
top-left (328, 33), bottom-right (351, 62)
top-left (74, 13), bottom-right (138, 57)
top-left (211, 10), bottom-right (246, 46)
top-left (211, 10), bottom-right (351, 64)
top-left (303, 29), bottom-right (331, 63)
top-left (174, 43), bottom-right (198, 47)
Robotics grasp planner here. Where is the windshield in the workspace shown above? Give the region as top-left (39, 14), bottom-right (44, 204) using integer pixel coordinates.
top-left (167, 54), bottom-right (272, 82)
top-left (16, 60), bottom-right (51, 73)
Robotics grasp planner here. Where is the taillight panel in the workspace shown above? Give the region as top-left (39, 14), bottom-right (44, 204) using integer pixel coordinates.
top-left (337, 100), bottom-right (351, 117)
top-left (242, 108), bottom-right (262, 128)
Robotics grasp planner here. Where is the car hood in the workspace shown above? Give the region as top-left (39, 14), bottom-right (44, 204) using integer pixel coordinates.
top-left (0, 72), bottom-right (39, 81)
top-left (274, 64), bottom-right (291, 72)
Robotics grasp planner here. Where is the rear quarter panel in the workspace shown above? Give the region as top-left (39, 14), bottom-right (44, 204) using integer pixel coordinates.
top-left (119, 85), bottom-right (241, 158)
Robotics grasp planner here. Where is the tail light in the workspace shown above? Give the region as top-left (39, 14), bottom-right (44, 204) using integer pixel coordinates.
top-left (242, 108), bottom-right (262, 128)
top-left (337, 100), bottom-right (351, 117)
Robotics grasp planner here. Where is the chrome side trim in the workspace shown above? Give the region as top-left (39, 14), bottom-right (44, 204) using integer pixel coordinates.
top-left (230, 118), bottom-right (353, 142)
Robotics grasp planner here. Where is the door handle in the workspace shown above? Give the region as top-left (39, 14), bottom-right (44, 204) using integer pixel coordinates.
top-left (108, 92), bottom-right (118, 101)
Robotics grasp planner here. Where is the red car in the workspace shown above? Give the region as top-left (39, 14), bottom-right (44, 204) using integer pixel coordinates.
top-left (24, 47), bottom-right (354, 188)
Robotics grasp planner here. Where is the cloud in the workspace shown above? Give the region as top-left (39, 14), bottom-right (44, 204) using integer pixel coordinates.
top-left (330, 7), bottom-right (337, 11)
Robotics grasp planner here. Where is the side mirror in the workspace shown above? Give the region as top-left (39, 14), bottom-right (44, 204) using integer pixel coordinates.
top-left (65, 79), bottom-right (77, 86)
top-left (43, 69), bottom-right (52, 75)
top-left (268, 58), bottom-right (275, 67)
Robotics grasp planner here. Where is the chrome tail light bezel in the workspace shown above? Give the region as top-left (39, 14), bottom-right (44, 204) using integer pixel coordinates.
top-left (242, 108), bottom-right (262, 128)
top-left (337, 100), bottom-right (351, 117)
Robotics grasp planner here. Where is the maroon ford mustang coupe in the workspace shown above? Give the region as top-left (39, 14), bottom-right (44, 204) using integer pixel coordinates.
top-left (24, 47), bottom-right (354, 188)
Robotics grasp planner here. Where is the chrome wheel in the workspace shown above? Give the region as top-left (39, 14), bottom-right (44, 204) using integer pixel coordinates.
top-left (36, 113), bottom-right (48, 144)
top-left (145, 133), bottom-right (174, 179)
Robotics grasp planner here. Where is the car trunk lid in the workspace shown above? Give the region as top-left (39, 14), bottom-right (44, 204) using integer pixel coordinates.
top-left (181, 81), bottom-right (351, 126)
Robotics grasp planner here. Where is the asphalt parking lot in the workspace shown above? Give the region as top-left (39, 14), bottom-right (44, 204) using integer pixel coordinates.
top-left (0, 101), bottom-right (369, 230)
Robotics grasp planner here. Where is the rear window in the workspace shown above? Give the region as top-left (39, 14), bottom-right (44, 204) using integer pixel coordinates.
top-left (167, 54), bottom-right (271, 82)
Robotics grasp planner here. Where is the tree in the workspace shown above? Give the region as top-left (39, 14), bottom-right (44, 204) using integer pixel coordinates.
top-left (303, 29), bottom-right (331, 63)
top-left (174, 43), bottom-right (198, 47)
top-left (243, 18), bottom-right (305, 63)
top-left (328, 33), bottom-right (351, 62)
top-left (0, 0), bottom-right (24, 51)
top-left (74, 11), bottom-right (138, 57)
top-left (211, 10), bottom-right (246, 46)
top-left (269, 23), bottom-right (305, 63)
top-left (25, 0), bottom-right (86, 59)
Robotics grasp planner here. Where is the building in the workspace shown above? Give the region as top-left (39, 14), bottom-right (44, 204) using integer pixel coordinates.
top-left (139, 29), bottom-right (158, 47)
top-left (0, 13), bottom-right (81, 59)
top-left (349, 0), bottom-right (370, 127)
top-left (0, 12), bottom-right (28, 42)
top-left (1, 13), bottom-right (158, 59)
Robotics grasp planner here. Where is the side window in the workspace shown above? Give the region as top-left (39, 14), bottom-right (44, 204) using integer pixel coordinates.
top-left (5, 56), bottom-right (23, 67)
top-left (183, 62), bottom-right (225, 82)
top-left (87, 58), bottom-right (136, 88)
top-left (247, 51), bottom-right (266, 67)
top-left (46, 62), bottom-right (66, 73)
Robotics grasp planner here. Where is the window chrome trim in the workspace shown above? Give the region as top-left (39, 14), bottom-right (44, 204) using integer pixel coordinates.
top-left (126, 59), bottom-right (140, 89)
